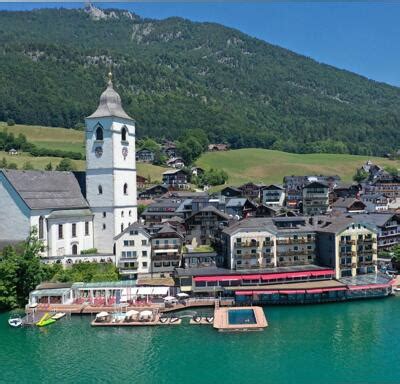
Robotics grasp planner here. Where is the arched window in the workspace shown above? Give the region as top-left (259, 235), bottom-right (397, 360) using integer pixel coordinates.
top-left (96, 127), bottom-right (103, 141)
top-left (38, 216), bottom-right (44, 239)
top-left (121, 126), bottom-right (127, 141)
top-left (98, 185), bottom-right (103, 195)
top-left (121, 211), bottom-right (124, 218)
top-left (72, 244), bottom-right (78, 255)
top-left (123, 183), bottom-right (128, 195)
top-left (129, 210), bottom-right (132, 217)
top-left (121, 223), bottom-right (124, 232)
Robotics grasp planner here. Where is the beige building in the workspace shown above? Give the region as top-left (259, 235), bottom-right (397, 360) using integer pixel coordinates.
top-left (317, 218), bottom-right (378, 279)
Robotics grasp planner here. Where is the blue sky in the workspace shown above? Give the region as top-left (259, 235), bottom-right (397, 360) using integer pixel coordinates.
top-left (1, 2), bottom-right (399, 86)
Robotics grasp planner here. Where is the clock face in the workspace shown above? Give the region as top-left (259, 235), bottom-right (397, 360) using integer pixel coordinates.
top-left (122, 146), bottom-right (128, 159)
top-left (95, 146), bottom-right (103, 158)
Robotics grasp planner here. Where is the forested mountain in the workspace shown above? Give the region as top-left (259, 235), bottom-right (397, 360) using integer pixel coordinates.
top-left (0, 5), bottom-right (400, 155)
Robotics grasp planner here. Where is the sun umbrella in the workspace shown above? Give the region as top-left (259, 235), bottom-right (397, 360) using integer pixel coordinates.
top-left (177, 293), bottom-right (189, 298)
top-left (140, 310), bottom-right (153, 316)
top-left (96, 311), bottom-right (109, 318)
top-left (125, 310), bottom-right (139, 317)
top-left (164, 296), bottom-right (176, 301)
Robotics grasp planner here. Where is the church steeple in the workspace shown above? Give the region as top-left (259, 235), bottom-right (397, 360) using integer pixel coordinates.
top-left (87, 72), bottom-right (133, 120)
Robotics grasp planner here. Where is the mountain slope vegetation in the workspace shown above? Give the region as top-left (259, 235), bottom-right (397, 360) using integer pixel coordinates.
top-left (0, 6), bottom-right (400, 155)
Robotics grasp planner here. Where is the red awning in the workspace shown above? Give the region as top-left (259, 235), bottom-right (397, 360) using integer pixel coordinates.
top-left (349, 284), bottom-right (389, 291)
top-left (306, 289), bottom-right (324, 294)
top-left (241, 275), bottom-right (261, 280)
top-left (279, 290), bottom-right (298, 294)
top-left (287, 272), bottom-right (311, 278)
top-left (235, 291), bottom-right (254, 296)
top-left (194, 275), bottom-right (241, 282)
top-left (261, 273), bottom-right (288, 280)
top-left (310, 270), bottom-right (335, 277)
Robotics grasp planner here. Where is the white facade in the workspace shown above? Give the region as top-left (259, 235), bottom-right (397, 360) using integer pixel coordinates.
top-left (85, 80), bottom-right (138, 254)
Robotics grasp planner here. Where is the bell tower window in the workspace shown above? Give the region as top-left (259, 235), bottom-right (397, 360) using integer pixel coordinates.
top-left (121, 127), bottom-right (127, 142)
top-left (123, 183), bottom-right (128, 195)
top-left (96, 127), bottom-right (103, 141)
top-left (98, 185), bottom-right (103, 195)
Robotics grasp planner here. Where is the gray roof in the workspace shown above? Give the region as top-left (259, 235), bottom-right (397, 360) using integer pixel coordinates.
top-left (87, 79), bottom-right (133, 120)
top-left (187, 205), bottom-right (230, 221)
top-left (47, 209), bottom-right (93, 219)
top-left (331, 198), bottom-right (365, 209)
top-left (226, 198), bottom-right (247, 207)
top-left (114, 222), bottom-right (151, 241)
top-left (2, 170), bottom-right (89, 210)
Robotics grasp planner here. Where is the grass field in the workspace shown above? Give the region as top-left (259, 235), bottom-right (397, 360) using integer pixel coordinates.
top-left (196, 148), bottom-right (400, 186)
top-left (3, 123), bottom-right (399, 185)
top-left (0, 122), bottom-right (85, 154)
top-left (0, 151), bottom-right (85, 171)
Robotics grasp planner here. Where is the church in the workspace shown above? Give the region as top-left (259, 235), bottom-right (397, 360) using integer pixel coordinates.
top-left (0, 73), bottom-right (137, 264)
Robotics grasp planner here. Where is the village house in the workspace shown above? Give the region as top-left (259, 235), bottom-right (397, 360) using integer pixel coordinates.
top-left (220, 186), bottom-right (242, 198)
top-left (261, 184), bottom-right (285, 206)
top-left (138, 184), bottom-right (169, 200)
top-left (162, 141), bottom-right (177, 158)
top-left (331, 198), bottom-right (367, 214)
top-left (185, 206), bottom-right (230, 245)
top-left (162, 169), bottom-right (188, 189)
top-left (225, 198), bottom-right (257, 219)
top-left (136, 175), bottom-right (149, 190)
top-left (302, 181), bottom-right (330, 215)
top-left (360, 193), bottom-right (389, 212)
top-left (135, 148), bottom-right (155, 163)
top-left (8, 148), bottom-right (18, 156)
top-left (150, 223), bottom-right (183, 277)
top-left (238, 182), bottom-right (264, 200)
top-left (166, 157), bottom-right (185, 168)
top-left (141, 199), bottom-right (183, 225)
top-left (364, 175), bottom-right (400, 199)
top-left (208, 143), bottom-right (229, 151)
top-left (191, 166), bottom-right (205, 177)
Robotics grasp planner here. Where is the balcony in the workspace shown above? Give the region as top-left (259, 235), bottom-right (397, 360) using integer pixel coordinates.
top-left (339, 240), bottom-right (356, 246)
top-left (276, 238), bottom-right (314, 245)
top-left (234, 241), bottom-right (260, 248)
top-left (276, 260), bottom-right (312, 267)
top-left (237, 253), bottom-right (258, 260)
top-left (358, 238), bottom-right (377, 244)
top-left (276, 250), bottom-right (314, 257)
top-left (263, 240), bottom-right (274, 246)
top-left (152, 244), bottom-right (180, 250)
top-left (339, 251), bottom-right (357, 257)
top-left (152, 254), bottom-right (180, 261)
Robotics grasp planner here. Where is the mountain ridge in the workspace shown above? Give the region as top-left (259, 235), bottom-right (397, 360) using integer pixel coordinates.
top-left (0, 6), bottom-right (399, 155)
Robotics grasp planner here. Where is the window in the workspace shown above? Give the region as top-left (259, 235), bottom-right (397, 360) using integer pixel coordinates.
top-left (121, 127), bottom-right (127, 141)
top-left (142, 240), bottom-right (147, 246)
top-left (96, 127), bottom-right (103, 141)
top-left (58, 224), bottom-right (63, 239)
top-left (121, 211), bottom-right (124, 217)
top-left (103, 212), bottom-right (106, 218)
top-left (98, 185), bottom-right (103, 195)
top-left (123, 183), bottom-right (128, 195)
top-left (72, 244), bottom-right (78, 255)
top-left (38, 216), bottom-right (44, 239)
top-left (142, 251), bottom-right (147, 257)
top-left (142, 262), bottom-right (148, 268)
top-left (85, 222), bottom-right (89, 236)
top-left (129, 240), bottom-right (135, 246)
top-left (129, 210), bottom-right (132, 217)
top-left (72, 223), bottom-right (77, 238)
top-left (102, 224), bottom-right (106, 230)
top-left (121, 223), bottom-right (124, 232)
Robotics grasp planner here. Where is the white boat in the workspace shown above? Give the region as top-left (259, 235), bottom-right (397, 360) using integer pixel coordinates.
top-left (393, 287), bottom-right (400, 295)
top-left (8, 315), bottom-right (22, 328)
top-left (51, 312), bottom-right (66, 320)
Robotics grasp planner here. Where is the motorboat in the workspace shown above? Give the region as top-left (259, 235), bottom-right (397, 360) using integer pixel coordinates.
top-left (8, 315), bottom-right (22, 328)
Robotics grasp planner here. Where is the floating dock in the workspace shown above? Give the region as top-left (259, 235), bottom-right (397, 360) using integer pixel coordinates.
top-left (213, 306), bottom-right (268, 332)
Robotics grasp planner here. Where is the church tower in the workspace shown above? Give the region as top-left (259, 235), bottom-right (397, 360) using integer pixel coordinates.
top-left (85, 72), bottom-right (137, 254)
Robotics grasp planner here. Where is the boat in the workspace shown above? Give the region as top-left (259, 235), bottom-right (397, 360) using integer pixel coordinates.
top-left (393, 287), bottom-right (400, 295)
top-left (8, 315), bottom-right (22, 328)
top-left (36, 313), bottom-right (56, 327)
top-left (51, 312), bottom-right (66, 320)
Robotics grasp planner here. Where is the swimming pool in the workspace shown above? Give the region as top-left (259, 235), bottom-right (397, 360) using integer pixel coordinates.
top-left (227, 309), bottom-right (257, 325)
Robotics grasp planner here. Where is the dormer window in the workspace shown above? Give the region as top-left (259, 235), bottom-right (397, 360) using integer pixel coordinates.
top-left (121, 126), bottom-right (127, 142)
top-left (96, 126), bottom-right (103, 141)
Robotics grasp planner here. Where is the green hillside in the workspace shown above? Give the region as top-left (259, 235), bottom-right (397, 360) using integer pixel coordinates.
top-left (196, 149), bottom-right (400, 186)
top-left (0, 6), bottom-right (400, 156)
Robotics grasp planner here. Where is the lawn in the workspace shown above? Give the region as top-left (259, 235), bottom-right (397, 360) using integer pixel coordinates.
top-left (0, 151), bottom-right (85, 171)
top-left (196, 149), bottom-right (400, 186)
top-left (1, 122), bottom-right (85, 154)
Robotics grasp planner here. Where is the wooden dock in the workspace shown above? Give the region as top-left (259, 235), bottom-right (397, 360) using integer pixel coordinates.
top-left (213, 306), bottom-right (268, 332)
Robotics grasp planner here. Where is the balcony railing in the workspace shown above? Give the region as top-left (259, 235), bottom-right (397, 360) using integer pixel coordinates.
top-left (263, 240), bottom-right (274, 246)
top-left (234, 241), bottom-right (260, 248)
top-left (358, 238), bottom-right (377, 243)
top-left (276, 250), bottom-right (314, 256)
top-left (276, 238), bottom-right (315, 245)
top-left (237, 253), bottom-right (258, 260)
top-left (152, 254), bottom-right (180, 261)
top-left (339, 240), bottom-right (356, 246)
top-left (276, 260), bottom-right (312, 267)
top-left (339, 251), bottom-right (357, 257)
top-left (152, 244), bottom-right (180, 250)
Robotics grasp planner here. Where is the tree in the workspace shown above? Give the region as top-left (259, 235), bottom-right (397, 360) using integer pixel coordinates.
top-left (6, 119), bottom-right (15, 126)
top-left (45, 162), bottom-right (53, 171)
top-left (384, 166), bottom-right (399, 177)
top-left (0, 246), bottom-right (19, 309)
top-left (353, 168), bottom-right (369, 183)
top-left (0, 157), bottom-right (7, 168)
top-left (56, 158), bottom-right (76, 171)
top-left (199, 168), bottom-right (228, 186)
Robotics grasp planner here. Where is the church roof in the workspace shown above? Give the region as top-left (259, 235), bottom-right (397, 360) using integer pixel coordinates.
top-left (87, 73), bottom-right (133, 120)
top-left (1, 169), bottom-right (89, 210)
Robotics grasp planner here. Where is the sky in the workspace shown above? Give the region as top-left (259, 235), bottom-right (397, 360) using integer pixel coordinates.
top-left (1, 2), bottom-right (399, 87)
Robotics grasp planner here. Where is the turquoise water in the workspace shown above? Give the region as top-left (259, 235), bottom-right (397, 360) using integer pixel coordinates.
top-left (228, 308), bottom-right (256, 324)
top-left (1, 298), bottom-right (400, 384)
